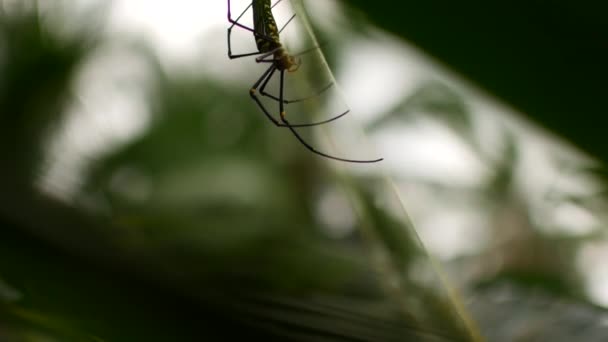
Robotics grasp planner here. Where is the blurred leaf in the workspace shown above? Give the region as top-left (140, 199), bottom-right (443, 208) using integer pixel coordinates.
top-left (347, 0), bottom-right (608, 165)
top-left (369, 81), bottom-right (471, 137)
top-left (0, 5), bottom-right (95, 186)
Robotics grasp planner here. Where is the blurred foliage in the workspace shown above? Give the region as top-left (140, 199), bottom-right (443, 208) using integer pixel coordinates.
top-left (369, 81), bottom-right (472, 140)
top-left (0, 2), bottom-right (476, 341)
top-left (0, 2), bottom-right (92, 188)
top-left (349, 0), bottom-right (608, 166)
top-left (469, 281), bottom-right (608, 341)
top-left (368, 76), bottom-right (596, 302)
top-left (1, 0), bottom-right (608, 341)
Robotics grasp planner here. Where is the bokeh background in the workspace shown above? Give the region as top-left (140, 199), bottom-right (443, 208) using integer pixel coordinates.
top-left (1, 0), bottom-right (608, 341)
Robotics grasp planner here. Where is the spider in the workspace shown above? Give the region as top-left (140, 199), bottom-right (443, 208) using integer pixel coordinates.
top-left (227, 0), bottom-right (383, 163)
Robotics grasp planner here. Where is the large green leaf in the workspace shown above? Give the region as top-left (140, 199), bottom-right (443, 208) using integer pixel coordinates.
top-left (347, 0), bottom-right (608, 164)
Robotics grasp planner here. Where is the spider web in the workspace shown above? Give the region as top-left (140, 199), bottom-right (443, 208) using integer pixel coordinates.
top-left (291, 0), bottom-right (483, 340)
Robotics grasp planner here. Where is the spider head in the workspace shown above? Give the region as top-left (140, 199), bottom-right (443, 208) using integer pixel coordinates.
top-left (276, 49), bottom-right (301, 72)
top-left (287, 55), bottom-right (301, 72)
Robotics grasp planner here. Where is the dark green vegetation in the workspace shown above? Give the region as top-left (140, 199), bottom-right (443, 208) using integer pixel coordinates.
top-left (350, 0), bottom-right (608, 164)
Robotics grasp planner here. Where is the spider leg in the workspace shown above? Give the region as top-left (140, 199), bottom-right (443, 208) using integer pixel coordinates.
top-left (227, 0), bottom-right (253, 32)
top-left (227, 0), bottom-right (286, 34)
top-left (250, 64), bottom-right (283, 126)
top-left (255, 47), bottom-right (347, 124)
top-left (271, 0), bottom-right (284, 9)
top-left (257, 66), bottom-right (349, 125)
top-left (259, 43), bottom-right (336, 104)
top-left (255, 48), bottom-right (279, 63)
top-left (261, 76), bottom-right (334, 104)
top-left (278, 70), bottom-right (383, 163)
top-left (250, 63), bottom-right (346, 128)
top-left (279, 14), bottom-right (296, 34)
top-left (227, 1), bottom-right (266, 59)
top-left (269, 0), bottom-right (296, 34)
top-left (227, 0), bottom-right (283, 59)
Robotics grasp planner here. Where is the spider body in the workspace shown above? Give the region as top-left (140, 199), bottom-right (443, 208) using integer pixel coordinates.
top-left (227, 0), bottom-right (382, 163)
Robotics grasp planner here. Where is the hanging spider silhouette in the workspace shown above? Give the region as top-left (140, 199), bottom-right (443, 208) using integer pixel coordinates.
top-left (227, 0), bottom-right (383, 163)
